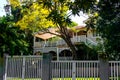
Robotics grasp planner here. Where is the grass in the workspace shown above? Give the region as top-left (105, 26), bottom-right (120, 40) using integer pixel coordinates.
top-left (7, 77), bottom-right (100, 80)
top-left (7, 77), bottom-right (120, 80)
top-left (53, 78), bottom-right (100, 80)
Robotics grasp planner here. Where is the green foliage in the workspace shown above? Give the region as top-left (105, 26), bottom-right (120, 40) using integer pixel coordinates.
top-left (76, 42), bottom-right (98, 60)
top-left (84, 0), bottom-right (120, 60)
top-left (85, 12), bottom-right (98, 30)
top-left (68, 21), bottom-right (78, 28)
top-left (96, 1), bottom-right (120, 60)
top-left (0, 15), bottom-right (33, 57)
top-left (69, 0), bottom-right (98, 15)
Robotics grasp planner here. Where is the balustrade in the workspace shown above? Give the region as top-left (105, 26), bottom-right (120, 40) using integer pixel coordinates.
top-left (34, 35), bottom-right (98, 48)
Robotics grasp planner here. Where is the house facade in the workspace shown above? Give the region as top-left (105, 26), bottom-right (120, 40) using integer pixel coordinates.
top-left (33, 26), bottom-right (100, 60)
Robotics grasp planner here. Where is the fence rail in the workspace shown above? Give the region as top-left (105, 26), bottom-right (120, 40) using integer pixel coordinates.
top-left (4, 56), bottom-right (120, 80)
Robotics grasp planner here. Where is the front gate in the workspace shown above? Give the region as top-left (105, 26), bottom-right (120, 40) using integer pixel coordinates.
top-left (51, 61), bottom-right (99, 80)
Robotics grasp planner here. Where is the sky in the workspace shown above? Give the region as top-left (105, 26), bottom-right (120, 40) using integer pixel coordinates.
top-left (0, 0), bottom-right (88, 25)
top-left (0, 0), bottom-right (7, 16)
top-left (70, 12), bottom-right (88, 25)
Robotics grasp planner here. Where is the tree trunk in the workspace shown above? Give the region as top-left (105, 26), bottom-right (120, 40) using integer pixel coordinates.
top-left (61, 30), bottom-right (77, 60)
top-left (62, 35), bottom-right (77, 60)
top-left (59, 26), bottom-right (78, 60)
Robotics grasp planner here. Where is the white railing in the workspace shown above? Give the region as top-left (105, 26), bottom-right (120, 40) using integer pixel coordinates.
top-left (86, 38), bottom-right (98, 46)
top-left (59, 57), bottom-right (73, 60)
top-left (34, 35), bottom-right (89, 48)
top-left (33, 36), bottom-right (99, 54)
top-left (34, 42), bottom-right (42, 48)
top-left (45, 41), bottom-right (57, 47)
top-left (71, 35), bottom-right (86, 43)
top-left (34, 41), bottom-right (45, 48)
top-left (56, 39), bottom-right (67, 46)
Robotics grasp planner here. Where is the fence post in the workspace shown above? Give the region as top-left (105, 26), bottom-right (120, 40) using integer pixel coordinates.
top-left (22, 57), bottom-right (25, 80)
top-left (72, 62), bottom-right (76, 80)
top-left (99, 59), bottom-right (109, 80)
top-left (0, 56), bottom-right (8, 80)
top-left (42, 53), bottom-right (52, 80)
top-left (4, 56), bottom-right (8, 80)
top-left (0, 57), bottom-right (4, 80)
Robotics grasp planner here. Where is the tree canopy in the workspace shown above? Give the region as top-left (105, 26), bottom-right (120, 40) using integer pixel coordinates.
top-left (0, 1), bottom-right (34, 56)
top-left (7, 0), bottom-right (99, 59)
top-left (0, 16), bottom-right (31, 56)
top-left (85, 0), bottom-right (120, 60)
top-left (97, 0), bottom-right (120, 60)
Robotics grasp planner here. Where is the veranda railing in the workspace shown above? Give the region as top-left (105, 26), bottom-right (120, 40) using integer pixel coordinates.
top-left (34, 35), bottom-right (98, 48)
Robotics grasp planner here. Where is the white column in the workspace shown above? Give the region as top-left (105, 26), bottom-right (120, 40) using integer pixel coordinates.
top-left (76, 32), bottom-right (78, 42)
top-left (33, 36), bottom-right (36, 47)
top-left (57, 48), bottom-right (59, 61)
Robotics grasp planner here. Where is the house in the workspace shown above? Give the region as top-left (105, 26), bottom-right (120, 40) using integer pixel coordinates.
top-left (33, 26), bottom-right (100, 60)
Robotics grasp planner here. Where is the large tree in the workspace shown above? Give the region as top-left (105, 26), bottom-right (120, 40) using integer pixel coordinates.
top-left (0, 3), bottom-right (34, 79)
top-left (96, 0), bottom-right (120, 60)
top-left (9, 0), bottom-right (97, 59)
top-left (84, 0), bottom-right (120, 60)
top-left (0, 1), bottom-right (34, 56)
top-left (0, 16), bottom-right (31, 56)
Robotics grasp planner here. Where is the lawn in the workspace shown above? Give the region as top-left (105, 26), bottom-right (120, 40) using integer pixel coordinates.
top-left (6, 77), bottom-right (100, 80)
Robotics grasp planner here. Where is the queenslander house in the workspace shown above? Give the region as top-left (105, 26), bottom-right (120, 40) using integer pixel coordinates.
top-left (33, 26), bottom-right (101, 60)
